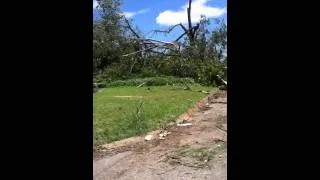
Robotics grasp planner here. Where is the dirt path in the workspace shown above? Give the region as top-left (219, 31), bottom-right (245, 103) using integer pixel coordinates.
top-left (93, 91), bottom-right (227, 180)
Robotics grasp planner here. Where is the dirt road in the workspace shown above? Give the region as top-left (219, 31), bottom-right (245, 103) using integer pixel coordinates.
top-left (93, 91), bottom-right (227, 180)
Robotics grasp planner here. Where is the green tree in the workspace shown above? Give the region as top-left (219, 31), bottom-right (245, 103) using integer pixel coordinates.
top-left (93, 0), bottom-right (123, 74)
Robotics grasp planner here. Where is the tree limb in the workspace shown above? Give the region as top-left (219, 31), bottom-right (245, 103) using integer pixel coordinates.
top-left (122, 46), bottom-right (158, 57)
top-left (174, 31), bottom-right (187, 42)
top-left (154, 24), bottom-right (181, 34)
top-left (179, 23), bottom-right (188, 34)
top-left (123, 17), bottom-right (140, 39)
top-left (148, 50), bottom-right (181, 56)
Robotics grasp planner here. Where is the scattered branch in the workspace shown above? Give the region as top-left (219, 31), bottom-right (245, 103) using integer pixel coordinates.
top-left (122, 46), bottom-right (158, 57)
top-left (137, 82), bottom-right (146, 88)
top-left (216, 75), bottom-right (227, 85)
top-left (148, 50), bottom-right (181, 56)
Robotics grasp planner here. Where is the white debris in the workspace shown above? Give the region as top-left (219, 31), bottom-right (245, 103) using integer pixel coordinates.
top-left (177, 123), bottom-right (192, 127)
top-left (159, 131), bottom-right (170, 138)
top-left (144, 135), bottom-right (153, 141)
top-left (201, 90), bottom-right (210, 94)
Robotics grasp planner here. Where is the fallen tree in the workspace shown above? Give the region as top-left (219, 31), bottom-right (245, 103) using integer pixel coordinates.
top-left (122, 0), bottom-right (200, 57)
top-left (94, 0), bottom-right (227, 86)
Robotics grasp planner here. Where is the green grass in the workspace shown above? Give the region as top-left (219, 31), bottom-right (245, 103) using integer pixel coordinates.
top-left (93, 85), bottom-right (215, 145)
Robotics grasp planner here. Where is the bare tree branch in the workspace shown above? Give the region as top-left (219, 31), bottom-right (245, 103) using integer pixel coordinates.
top-left (148, 50), bottom-right (181, 56)
top-left (144, 39), bottom-right (176, 46)
top-left (145, 23), bottom-right (188, 38)
top-left (174, 31), bottom-right (187, 42)
top-left (179, 23), bottom-right (189, 33)
top-left (154, 24), bottom-right (181, 34)
top-left (123, 17), bottom-right (141, 39)
top-left (122, 46), bottom-right (158, 57)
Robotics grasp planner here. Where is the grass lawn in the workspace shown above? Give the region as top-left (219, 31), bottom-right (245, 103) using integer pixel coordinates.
top-left (94, 85), bottom-right (215, 145)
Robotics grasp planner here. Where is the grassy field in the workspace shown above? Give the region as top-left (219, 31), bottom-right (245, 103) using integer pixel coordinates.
top-left (94, 85), bottom-right (215, 145)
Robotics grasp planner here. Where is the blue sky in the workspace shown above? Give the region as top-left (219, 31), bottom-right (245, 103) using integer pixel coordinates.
top-left (93, 0), bottom-right (227, 42)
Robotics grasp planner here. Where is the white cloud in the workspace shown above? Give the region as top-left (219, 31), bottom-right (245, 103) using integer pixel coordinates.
top-left (92, 1), bottom-right (149, 18)
top-left (123, 8), bottom-right (150, 18)
top-left (93, 0), bottom-right (98, 8)
top-left (156, 0), bottom-right (226, 26)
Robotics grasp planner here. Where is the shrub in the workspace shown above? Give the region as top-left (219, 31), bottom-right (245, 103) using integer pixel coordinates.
top-left (105, 76), bottom-right (195, 88)
top-left (218, 85), bottom-right (227, 90)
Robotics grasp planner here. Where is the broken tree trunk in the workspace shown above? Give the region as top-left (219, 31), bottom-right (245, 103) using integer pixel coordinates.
top-left (187, 0), bottom-right (194, 44)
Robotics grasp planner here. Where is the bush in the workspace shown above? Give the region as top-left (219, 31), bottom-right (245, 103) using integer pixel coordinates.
top-left (139, 68), bottom-right (158, 78)
top-left (93, 83), bottom-right (106, 88)
top-left (93, 57), bottom-right (226, 87)
top-left (97, 83), bottom-right (106, 88)
top-left (93, 62), bottom-right (133, 84)
top-left (105, 76), bottom-right (195, 88)
top-left (218, 85), bottom-right (227, 90)
top-left (195, 62), bottom-right (219, 86)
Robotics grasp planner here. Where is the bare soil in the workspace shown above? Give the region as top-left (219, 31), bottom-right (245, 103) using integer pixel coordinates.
top-left (93, 90), bottom-right (227, 180)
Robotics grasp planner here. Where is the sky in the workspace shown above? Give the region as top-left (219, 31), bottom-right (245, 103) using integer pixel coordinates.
top-left (93, 0), bottom-right (227, 42)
